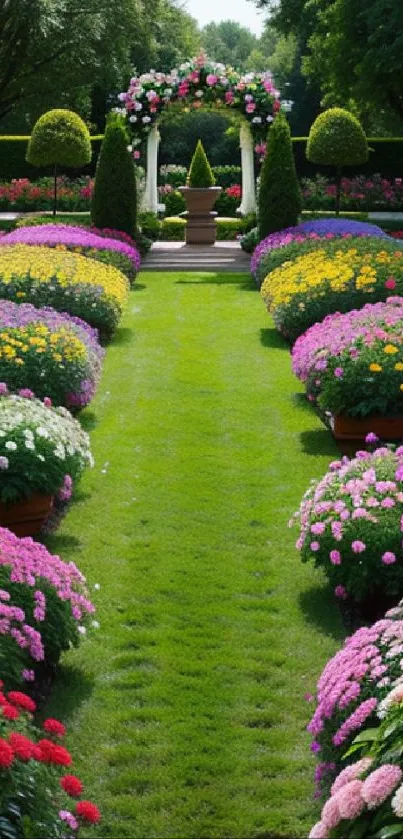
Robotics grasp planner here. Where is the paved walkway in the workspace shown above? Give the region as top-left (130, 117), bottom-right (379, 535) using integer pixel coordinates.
top-left (141, 241), bottom-right (251, 273)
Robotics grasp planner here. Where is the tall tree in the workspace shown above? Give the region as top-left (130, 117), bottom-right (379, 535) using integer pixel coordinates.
top-left (201, 20), bottom-right (258, 70)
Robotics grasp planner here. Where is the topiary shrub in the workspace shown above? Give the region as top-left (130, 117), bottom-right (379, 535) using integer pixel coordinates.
top-left (258, 112), bottom-right (302, 240)
top-left (26, 110), bottom-right (91, 217)
top-left (91, 113), bottom-right (137, 236)
top-left (307, 109), bottom-right (369, 216)
top-left (186, 140), bottom-right (216, 188)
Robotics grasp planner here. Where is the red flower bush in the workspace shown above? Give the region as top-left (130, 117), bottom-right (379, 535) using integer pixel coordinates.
top-left (0, 684), bottom-right (100, 836)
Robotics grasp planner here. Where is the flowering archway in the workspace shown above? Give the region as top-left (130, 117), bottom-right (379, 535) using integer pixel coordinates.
top-left (118, 53), bottom-right (281, 215)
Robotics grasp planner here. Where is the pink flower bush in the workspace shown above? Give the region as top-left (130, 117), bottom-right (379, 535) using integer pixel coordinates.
top-left (307, 604), bottom-right (403, 790)
top-left (292, 298), bottom-right (403, 417)
top-left (291, 445), bottom-right (403, 603)
top-left (362, 764), bottom-right (402, 808)
top-left (0, 526), bottom-right (95, 685)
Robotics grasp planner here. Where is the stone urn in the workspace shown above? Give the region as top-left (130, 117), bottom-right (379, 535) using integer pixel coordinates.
top-left (178, 186), bottom-right (222, 245)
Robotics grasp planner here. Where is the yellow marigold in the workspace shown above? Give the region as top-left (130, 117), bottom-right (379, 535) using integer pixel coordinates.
top-left (369, 363), bottom-right (382, 372)
top-left (384, 344), bottom-right (399, 354)
top-left (400, 384), bottom-right (403, 392)
top-left (395, 363), bottom-right (403, 371)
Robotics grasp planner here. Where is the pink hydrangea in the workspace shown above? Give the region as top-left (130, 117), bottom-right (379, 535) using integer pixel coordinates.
top-left (331, 757), bottom-right (373, 795)
top-left (362, 764), bottom-right (402, 808)
top-left (335, 780), bottom-right (365, 820)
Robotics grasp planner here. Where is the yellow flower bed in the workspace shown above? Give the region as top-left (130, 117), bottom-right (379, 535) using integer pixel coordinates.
top-left (0, 245), bottom-right (129, 340)
top-left (260, 242), bottom-right (403, 342)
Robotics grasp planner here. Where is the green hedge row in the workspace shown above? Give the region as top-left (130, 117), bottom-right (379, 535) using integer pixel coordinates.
top-left (1, 135), bottom-right (403, 181)
top-left (292, 137), bottom-right (403, 179)
top-left (0, 135), bottom-right (103, 180)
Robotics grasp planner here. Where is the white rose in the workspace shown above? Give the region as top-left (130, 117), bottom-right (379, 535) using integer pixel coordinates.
top-left (5, 441), bottom-right (17, 451)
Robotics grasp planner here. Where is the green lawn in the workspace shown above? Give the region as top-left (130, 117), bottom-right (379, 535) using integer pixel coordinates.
top-left (44, 271), bottom-right (344, 838)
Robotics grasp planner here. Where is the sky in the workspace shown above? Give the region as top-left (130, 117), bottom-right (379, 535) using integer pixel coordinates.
top-left (184, 0), bottom-right (265, 36)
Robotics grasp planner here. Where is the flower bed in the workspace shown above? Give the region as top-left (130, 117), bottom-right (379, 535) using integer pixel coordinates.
top-left (0, 394), bottom-right (92, 503)
top-left (292, 299), bottom-right (403, 418)
top-left (260, 238), bottom-right (403, 343)
top-left (302, 173), bottom-right (403, 213)
top-left (0, 684), bottom-right (101, 836)
top-left (0, 245), bottom-right (129, 340)
top-left (1, 224), bottom-right (141, 284)
top-left (306, 605), bottom-right (403, 794)
top-left (0, 526), bottom-right (95, 685)
top-left (0, 300), bottom-right (103, 409)
top-left (291, 444), bottom-right (403, 605)
top-left (0, 176), bottom-right (93, 212)
top-left (252, 218), bottom-right (388, 286)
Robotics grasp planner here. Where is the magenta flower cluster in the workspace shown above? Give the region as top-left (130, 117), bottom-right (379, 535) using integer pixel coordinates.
top-left (250, 218), bottom-right (387, 278)
top-left (1, 225), bottom-right (141, 274)
top-left (0, 526), bottom-right (95, 682)
top-left (292, 446), bottom-right (403, 602)
top-left (292, 297), bottom-right (403, 388)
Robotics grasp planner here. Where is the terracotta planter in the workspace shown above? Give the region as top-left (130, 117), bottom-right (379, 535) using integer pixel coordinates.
top-left (0, 493), bottom-right (54, 537)
top-left (178, 186), bottom-right (222, 245)
top-left (332, 413), bottom-right (403, 442)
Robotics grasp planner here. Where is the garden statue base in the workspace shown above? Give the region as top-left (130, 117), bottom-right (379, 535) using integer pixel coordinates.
top-left (0, 493), bottom-right (54, 537)
top-left (332, 413), bottom-right (403, 443)
top-left (178, 187), bottom-right (222, 245)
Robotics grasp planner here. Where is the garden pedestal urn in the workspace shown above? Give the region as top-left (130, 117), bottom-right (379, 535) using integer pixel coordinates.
top-left (0, 493), bottom-right (54, 537)
top-left (178, 187), bottom-right (222, 245)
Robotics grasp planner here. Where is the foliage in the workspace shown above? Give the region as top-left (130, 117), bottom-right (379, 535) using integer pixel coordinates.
top-left (214, 185), bottom-right (242, 217)
top-left (1, 224), bottom-right (141, 284)
top-left (0, 300), bottom-right (103, 409)
top-left (211, 166), bottom-right (242, 188)
top-left (91, 114), bottom-right (137, 237)
top-left (216, 218), bottom-right (245, 240)
top-left (240, 226), bottom-right (259, 253)
top-left (258, 112), bottom-right (301, 238)
top-left (159, 164), bottom-right (187, 187)
top-left (163, 189), bottom-right (186, 217)
top-left (139, 212), bottom-right (162, 241)
top-left (0, 525), bottom-right (95, 684)
top-left (0, 685), bottom-right (100, 836)
top-left (305, 606), bottom-right (403, 793)
top-left (26, 111), bottom-right (91, 170)
top-left (187, 140), bottom-right (216, 188)
top-left (200, 21), bottom-right (258, 71)
top-left (0, 393), bottom-right (92, 504)
top-left (307, 109), bottom-right (368, 169)
top-left (161, 218), bottom-right (186, 241)
top-left (0, 244), bottom-right (129, 341)
top-left (253, 218), bottom-right (388, 286)
top-left (159, 110), bottom-right (240, 168)
top-left (260, 238), bottom-right (403, 342)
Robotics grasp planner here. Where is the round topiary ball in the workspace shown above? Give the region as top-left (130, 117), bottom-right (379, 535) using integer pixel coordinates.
top-left (307, 107), bottom-right (368, 167)
top-left (26, 109), bottom-right (92, 168)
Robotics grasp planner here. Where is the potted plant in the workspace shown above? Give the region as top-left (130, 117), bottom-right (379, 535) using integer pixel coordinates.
top-left (0, 392), bottom-right (93, 536)
top-left (179, 140), bottom-right (221, 245)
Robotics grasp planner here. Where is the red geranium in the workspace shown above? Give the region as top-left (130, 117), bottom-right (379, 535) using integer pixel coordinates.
top-left (76, 801), bottom-right (101, 824)
top-left (0, 738), bottom-right (14, 768)
top-left (43, 718), bottom-right (66, 737)
top-left (49, 744), bottom-right (72, 767)
top-left (2, 704), bottom-right (19, 720)
top-left (60, 774), bottom-right (83, 797)
top-left (8, 732), bottom-right (34, 761)
top-left (7, 691), bottom-right (36, 713)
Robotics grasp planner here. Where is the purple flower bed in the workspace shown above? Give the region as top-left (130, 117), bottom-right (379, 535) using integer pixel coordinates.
top-left (0, 300), bottom-right (104, 408)
top-left (1, 225), bottom-right (141, 275)
top-left (292, 298), bottom-right (403, 385)
top-left (251, 219), bottom-right (388, 279)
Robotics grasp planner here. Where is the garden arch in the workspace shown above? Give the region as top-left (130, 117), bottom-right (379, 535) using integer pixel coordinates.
top-left (118, 53), bottom-right (281, 216)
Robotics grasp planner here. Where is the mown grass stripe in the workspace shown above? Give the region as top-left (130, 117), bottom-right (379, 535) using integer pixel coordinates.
top-left (44, 271), bottom-right (343, 838)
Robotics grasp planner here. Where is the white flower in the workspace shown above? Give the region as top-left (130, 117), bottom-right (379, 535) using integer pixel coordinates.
top-left (252, 116), bottom-right (262, 124)
top-left (392, 783), bottom-right (403, 817)
top-left (195, 90), bottom-right (204, 98)
top-left (129, 115), bottom-right (137, 123)
top-left (5, 441), bottom-right (17, 451)
top-left (142, 116), bottom-right (151, 124)
top-left (127, 145), bottom-right (133, 152)
top-left (36, 426), bottom-right (49, 438)
top-left (37, 454), bottom-right (45, 462)
top-left (91, 620), bottom-right (100, 629)
top-left (78, 626), bottom-right (87, 635)
top-left (94, 583), bottom-right (100, 591)
top-left (266, 115), bottom-right (274, 123)
top-left (134, 101), bottom-right (143, 112)
top-left (25, 440), bottom-right (35, 450)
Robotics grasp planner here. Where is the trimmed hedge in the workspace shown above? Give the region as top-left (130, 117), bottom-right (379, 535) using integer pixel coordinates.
top-left (0, 136), bottom-right (103, 180)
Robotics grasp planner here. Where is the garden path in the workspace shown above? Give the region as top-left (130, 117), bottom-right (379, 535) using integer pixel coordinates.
top-left (45, 271), bottom-right (343, 838)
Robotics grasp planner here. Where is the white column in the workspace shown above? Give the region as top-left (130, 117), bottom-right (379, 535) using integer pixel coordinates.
top-left (142, 123), bottom-right (160, 213)
top-left (238, 121), bottom-right (257, 216)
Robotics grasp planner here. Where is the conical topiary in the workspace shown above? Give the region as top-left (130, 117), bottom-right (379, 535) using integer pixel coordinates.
top-left (258, 112), bottom-right (302, 240)
top-left (187, 140), bottom-right (216, 188)
top-left (307, 108), bottom-right (368, 215)
top-left (91, 112), bottom-right (137, 235)
top-left (26, 109), bottom-right (91, 216)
